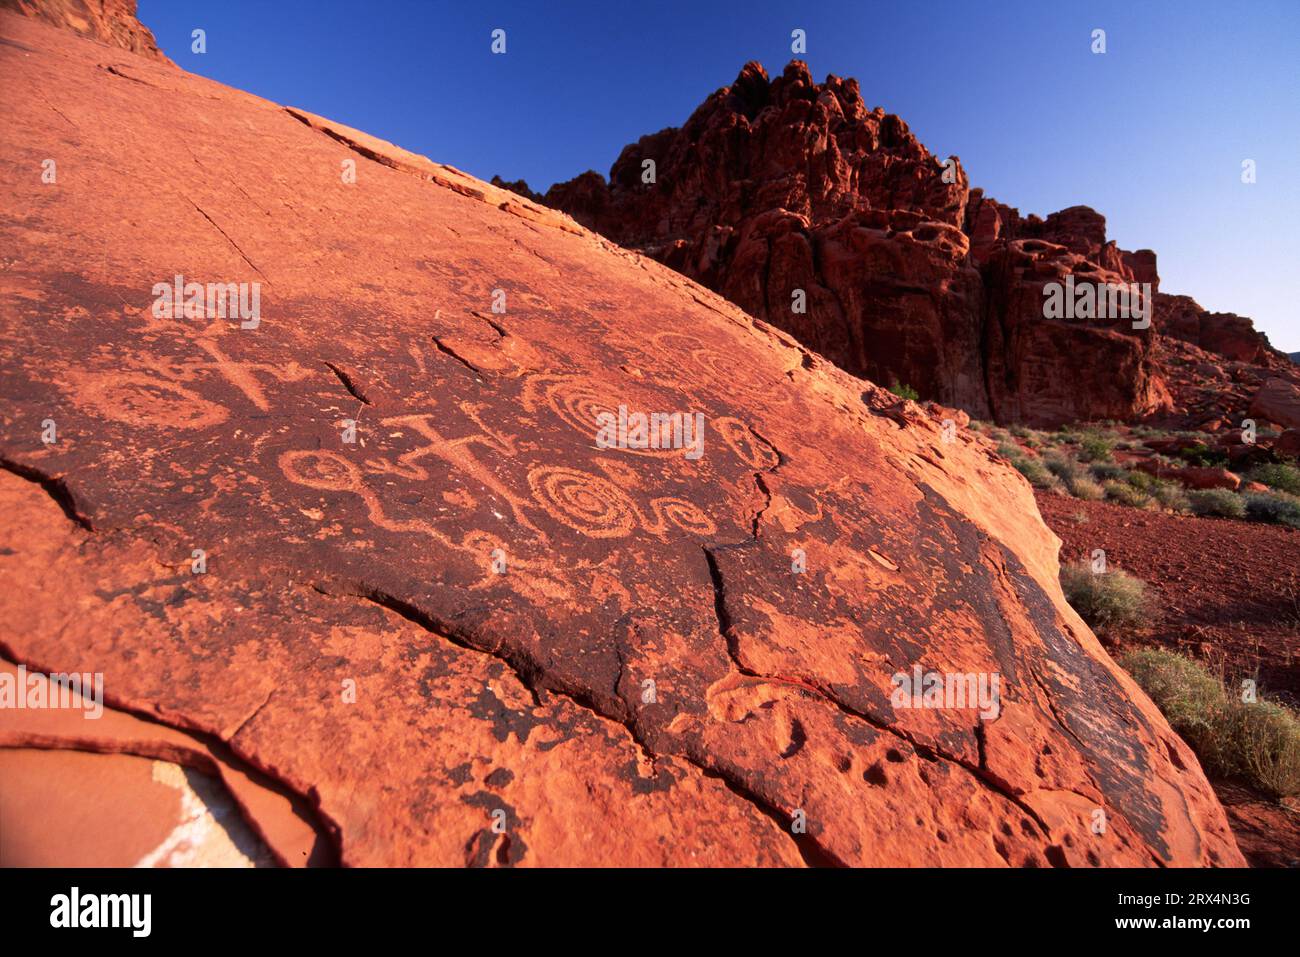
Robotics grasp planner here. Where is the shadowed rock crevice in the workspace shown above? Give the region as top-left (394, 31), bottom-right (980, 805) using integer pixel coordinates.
top-left (0, 458), bottom-right (94, 530)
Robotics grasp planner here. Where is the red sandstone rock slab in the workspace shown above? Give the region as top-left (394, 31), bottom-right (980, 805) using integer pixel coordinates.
top-left (1250, 377), bottom-right (1300, 431)
top-left (0, 8), bottom-right (1243, 866)
top-left (1174, 467), bottom-right (1242, 492)
top-left (0, 658), bottom-right (329, 866)
top-left (0, 748), bottom-right (275, 867)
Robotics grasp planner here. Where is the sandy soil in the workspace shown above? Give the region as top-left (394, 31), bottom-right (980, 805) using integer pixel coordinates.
top-left (1037, 491), bottom-right (1300, 866)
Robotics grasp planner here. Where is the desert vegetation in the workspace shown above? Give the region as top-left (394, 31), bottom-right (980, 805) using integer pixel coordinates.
top-left (990, 421), bottom-right (1300, 529)
top-left (1121, 649), bottom-right (1300, 802)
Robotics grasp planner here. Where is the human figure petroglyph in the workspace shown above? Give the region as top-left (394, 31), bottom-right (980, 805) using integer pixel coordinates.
top-left (278, 449), bottom-right (575, 601)
top-left (109, 315), bottom-right (311, 414)
top-left (363, 406), bottom-right (545, 541)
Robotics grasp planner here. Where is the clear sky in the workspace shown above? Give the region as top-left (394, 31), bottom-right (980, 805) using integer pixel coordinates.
top-left (139, 0), bottom-right (1300, 351)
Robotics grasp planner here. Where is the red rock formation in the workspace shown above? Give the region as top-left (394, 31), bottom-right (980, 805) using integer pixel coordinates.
top-left (1249, 377), bottom-right (1300, 431)
top-left (0, 6), bottom-right (1244, 866)
top-left (524, 60), bottom-right (1296, 431)
top-left (526, 61), bottom-right (1173, 427)
top-left (0, 0), bottom-right (169, 62)
top-left (1156, 293), bottom-right (1278, 364)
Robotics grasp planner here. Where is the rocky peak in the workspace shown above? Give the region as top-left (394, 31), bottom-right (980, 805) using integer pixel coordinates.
top-left (0, 0), bottom-right (171, 63)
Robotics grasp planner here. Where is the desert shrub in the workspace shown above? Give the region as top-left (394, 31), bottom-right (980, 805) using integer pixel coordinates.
top-left (1013, 457), bottom-right (1055, 489)
top-left (1242, 491), bottom-right (1300, 529)
top-left (1121, 649), bottom-right (1300, 800)
top-left (1078, 430), bottom-right (1118, 463)
top-left (1010, 425), bottom-right (1031, 439)
top-left (1023, 435), bottom-right (1042, 449)
top-left (1188, 488), bottom-right (1247, 520)
top-left (888, 381), bottom-right (919, 401)
top-left (1150, 480), bottom-right (1191, 513)
top-left (1089, 462), bottom-right (1126, 482)
top-left (996, 443), bottom-right (1020, 459)
top-left (1044, 454), bottom-right (1078, 481)
top-left (1060, 561), bottom-right (1150, 636)
top-left (1066, 476), bottom-right (1105, 501)
top-left (1173, 442), bottom-right (1228, 468)
top-left (1103, 480), bottom-right (1150, 508)
top-left (1246, 463), bottom-right (1300, 496)
top-left (1233, 700), bottom-right (1300, 800)
top-left (1124, 469), bottom-right (1157, 491)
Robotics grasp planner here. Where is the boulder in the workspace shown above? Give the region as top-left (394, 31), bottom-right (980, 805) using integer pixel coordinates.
top-left (1250, 377), bottom-right (1300, 430)
top-left (0, 5), bottom-right (1243, 866)
top-left (1273, 428), bottom-right (1300, 460)
top-left (1174, 467), bottom-right (1242, 492)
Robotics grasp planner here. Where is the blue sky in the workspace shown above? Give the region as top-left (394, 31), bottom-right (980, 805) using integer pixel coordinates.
top-left (139, 0), bottom-right (1299, 350)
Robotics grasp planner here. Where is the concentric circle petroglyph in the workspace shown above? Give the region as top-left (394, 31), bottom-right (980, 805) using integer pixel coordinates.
top-left (650, 497), bottom-right (717, 536)
top-left (528, 465), bottom-right (637, 538)
top-left (279, 449), bottom-right (364, 492)
top-left (522, 374), bottom-right (687, 457)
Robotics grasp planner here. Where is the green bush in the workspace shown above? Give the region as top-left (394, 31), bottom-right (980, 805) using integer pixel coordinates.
top-left (1246, 463), bottom-right (1300, 496)
top-left (1089, 462), bottom-right (1126, 482)
top-left (1174, 442), bottom-right (1228, 468)
top-left (1188, 488), bottom-right (1247, 520)
top-left (1078, 430), bottom-right (1117, 463)
top-left (1103, 480), bottom-right (1151, 508)
top-left (1013, 457), bottom-right (1055, 489)
top-left (888, 381), bottom-right (920, 401)
top-left (1010, 425), bottom-right (1031, 439)
top-left (1121, 649), bottom-right (1300, 800)
top-left (1124, 469), bottom-right (1157, 491)
top-left (1060, 561), bottom-right (1150, 636)
top-left (1242, 491), bottom-right (1300, 529)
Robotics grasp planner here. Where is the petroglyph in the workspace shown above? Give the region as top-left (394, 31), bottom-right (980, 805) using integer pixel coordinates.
top-left (715, 416), bottom-right (781, 471)
top-left (66, 371), bottom-right (230, 430)
top-left (365, 407), bottom-right (545, 540)
top-left (521, 374), bottom-right (694, 458)
top-left (527, 464), bottom-right (715, 540)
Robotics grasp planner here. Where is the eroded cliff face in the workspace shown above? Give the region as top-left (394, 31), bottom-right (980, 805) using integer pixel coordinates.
top-left (0, 0), bottom-right (169, 62)
top-left (0, 8), bottom-right (1243, 866)
top-left (527, 60), bottom-right (1286, 429)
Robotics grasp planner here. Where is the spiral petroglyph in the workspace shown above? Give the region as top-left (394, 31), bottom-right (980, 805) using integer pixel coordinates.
top-left (647, 496), bottom-right (717, 537)
top-left (521, 374), bottom-right (687, 457)
top-left (527, 464), bottom-right (638, 538)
